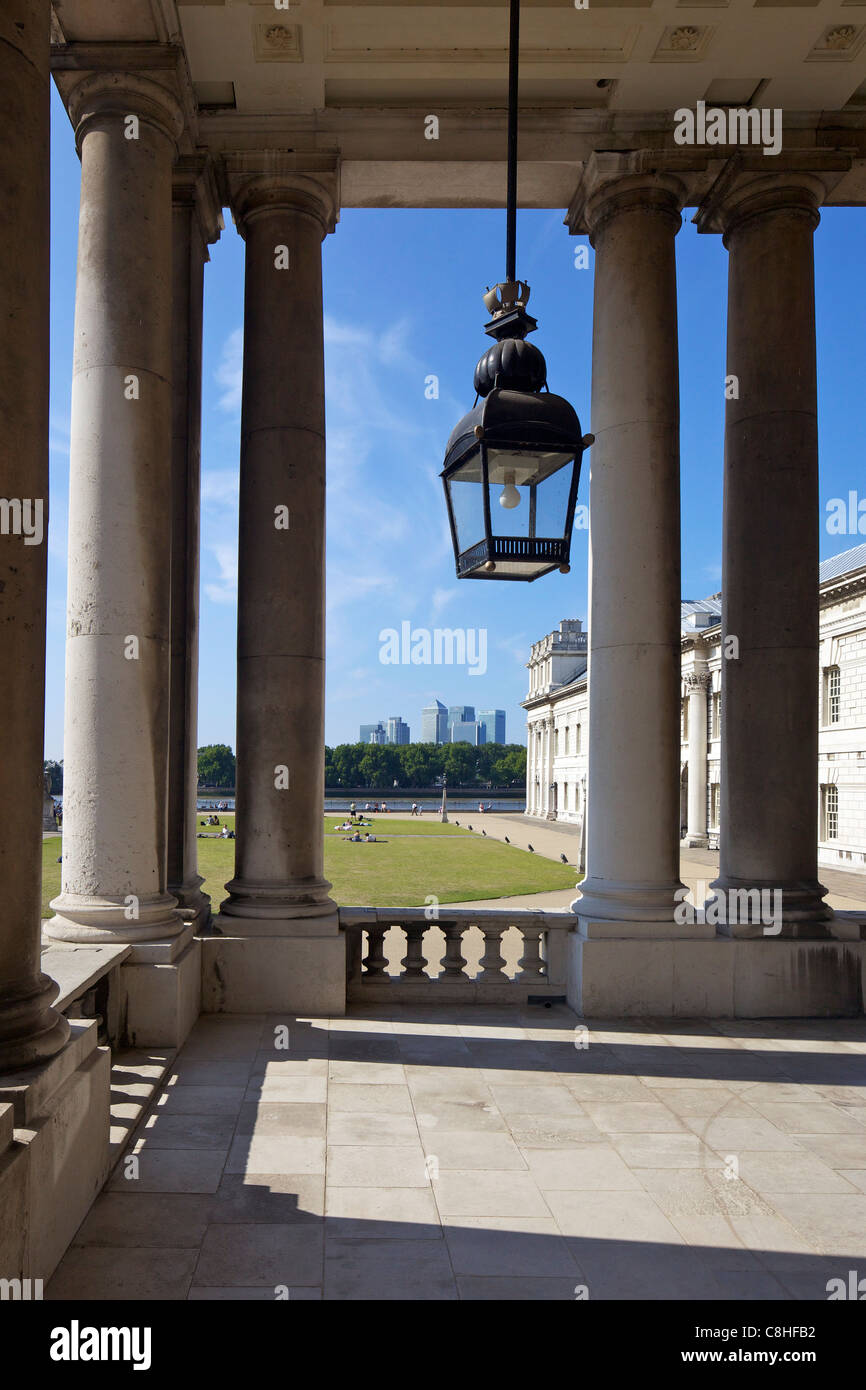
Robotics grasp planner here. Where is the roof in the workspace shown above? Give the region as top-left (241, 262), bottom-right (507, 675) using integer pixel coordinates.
top-left (820, 544), bottom-right (866, 584)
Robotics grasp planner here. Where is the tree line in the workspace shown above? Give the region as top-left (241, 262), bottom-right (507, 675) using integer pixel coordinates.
top-left (197, 741), bottom-right (526, 789)
top-left (48, 741), bottom-right (528, 794)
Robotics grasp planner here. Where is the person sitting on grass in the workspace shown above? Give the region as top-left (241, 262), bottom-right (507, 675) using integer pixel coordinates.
top-left (364, 832), bottom-right (377, 842)
top-left (346, 830), bottom-right (361, 841)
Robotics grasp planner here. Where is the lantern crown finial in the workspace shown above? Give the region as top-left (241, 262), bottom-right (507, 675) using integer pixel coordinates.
top-left (482, 279), bottom-right (538, 342)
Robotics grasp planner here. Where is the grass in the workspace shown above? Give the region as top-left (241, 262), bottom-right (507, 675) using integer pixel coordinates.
top-left (41, 815), bottom-right (578, 915)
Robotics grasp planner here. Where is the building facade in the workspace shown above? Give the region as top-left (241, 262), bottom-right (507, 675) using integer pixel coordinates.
top-left (385, 716), bottom-right (410, 746)
top-left (478, 709), bottom-right (507, 745)
top-left (451, 720), bottom-right (479, 745)
top-left (421, 699), bottom-right (448, 744)
top-left (524, 547), bottom-right (866, 875)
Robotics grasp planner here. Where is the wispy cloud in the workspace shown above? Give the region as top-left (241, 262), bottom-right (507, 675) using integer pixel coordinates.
top-left (215, 327), bottom-right (243, 415)
top-left (203, 542), bottom-right (238, 605)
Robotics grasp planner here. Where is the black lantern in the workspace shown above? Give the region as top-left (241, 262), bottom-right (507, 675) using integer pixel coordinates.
top-left (441, 0), bottom-right (591, 582)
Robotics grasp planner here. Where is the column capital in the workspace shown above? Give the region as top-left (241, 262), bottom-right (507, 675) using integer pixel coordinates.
top-left (66, 72), bottom-right (185, 153)
top-left (566, 150), bottom-right (693, 242)
top-left (684, 670), bottom-right (711, 692)
top-left (224, 151), bottom-right (340, 239)
top-left (173, 155), bottom-right (224, 255)
top-left (694, 152), bottom-right (852, 240)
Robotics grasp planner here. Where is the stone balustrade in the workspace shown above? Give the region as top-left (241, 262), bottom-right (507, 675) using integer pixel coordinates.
top-left (340, 907), bottom-right (572, 1003)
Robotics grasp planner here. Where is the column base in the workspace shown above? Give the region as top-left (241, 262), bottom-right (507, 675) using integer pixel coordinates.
top-left (45, 891), bottom-right (185, 944)
top-left (572, 876), bottom-right (687, 922)
top-left (708, 876), bottom-right (833, 939)
top-left (567, 934), bottom-right (864, 1018)
top-left (682, 834), bottom-right (709, 849)
top-left (0, 1020), bottom-right (110, 1282)
top-left (169, 875), bottom-right (212, 933)
top-left (118, 927), bottom-right (201, 1048)
top-left (202, 909), bottom-right (345, 1014)
top-left (0, 974), bottom-right (70, 1071)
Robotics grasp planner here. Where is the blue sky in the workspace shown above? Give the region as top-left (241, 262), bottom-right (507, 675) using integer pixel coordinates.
top-left (45, 85), bottom-right (866, 757)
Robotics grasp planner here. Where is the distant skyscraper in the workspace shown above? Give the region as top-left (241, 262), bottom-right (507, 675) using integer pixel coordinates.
top-left (386, 716), bottom-right (410, 746)
top-left (421, 699), bottom-right (448, 744)
top-left (451, 720), bottom-right (479, 745)
top-left (448, 705), bottom-right (475, 730)
top-left (478, 710), bottom-right (506, 744)
top-left (359, 722), bottom-right (384, 744)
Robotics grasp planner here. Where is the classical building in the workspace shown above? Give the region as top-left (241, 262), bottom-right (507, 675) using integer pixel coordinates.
top-left (525, 545), bottom-right (866, 876)
top-left (4, 0), bottom-right (866, 1289)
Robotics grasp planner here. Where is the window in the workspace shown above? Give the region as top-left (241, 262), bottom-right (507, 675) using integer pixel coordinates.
top-left (576, 722), bottom-right (582, 755)
top-left (564, 726), bottom-right (570, 754)
top-left (563, 782), bottom-right (569, 810)
top-left (554, 728), bottom-right (559, 755)
top-left (711, 692), bottom-right (721, 740)
top-left (710, 784), bottom-right (720, 829)
top-left (681, 699), bottom-right (689, 742)
top-left (824, 666), bottom-right (841, 725)
top-left (823, 784), bottom-right (839, 840)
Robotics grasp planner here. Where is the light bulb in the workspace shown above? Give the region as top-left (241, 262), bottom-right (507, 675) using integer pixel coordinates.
top-left (499, 472), bottom-right (521, 510)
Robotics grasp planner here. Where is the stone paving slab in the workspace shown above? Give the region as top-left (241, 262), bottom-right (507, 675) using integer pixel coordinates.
top-left (47, 1004), bottom-right (866, 1301)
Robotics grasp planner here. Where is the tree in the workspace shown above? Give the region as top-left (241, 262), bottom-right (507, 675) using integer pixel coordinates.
top-left (197, 744), bottom-right (236, 788)
top-left (43, 759), bottom-right (63, 794)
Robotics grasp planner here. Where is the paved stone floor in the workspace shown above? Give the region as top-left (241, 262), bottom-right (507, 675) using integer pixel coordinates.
top-left (47, 1005), bottom-right (866, 1301)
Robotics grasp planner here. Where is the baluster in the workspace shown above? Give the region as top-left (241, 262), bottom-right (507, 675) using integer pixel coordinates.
top-left (400, 922), bottom-right (429, 978)
top-left (477, 923), bottom-right (508, 981)
top-left (516, 925), bottom-right (547, 984)
top-left (362, 924), bottom-right (389, 978)
top-left (439, 920), bottom-right (468, 979)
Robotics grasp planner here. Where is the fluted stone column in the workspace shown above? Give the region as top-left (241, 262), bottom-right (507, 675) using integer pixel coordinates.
top-left (685, 671), bottom-right (710, 848)
top-left (220, 166), bottom-right (338, 936)
top-left (47, 75), bottom-right (186, 951)
top-left (167, 162), bottom-right (221, 930)
top-left (569, 163), bottom-right (686, 925)
top-left (0, 0), bottom-right (69, 1070)
top-left (705, 175), bottom-right (831, 937)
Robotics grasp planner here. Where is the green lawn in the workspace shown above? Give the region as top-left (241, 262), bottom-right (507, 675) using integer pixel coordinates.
top-left (41, 816), bottom-right (578, 915)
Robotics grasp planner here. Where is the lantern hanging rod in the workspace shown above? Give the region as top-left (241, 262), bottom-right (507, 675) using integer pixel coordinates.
top-left (505, 0), bottom-right (520, 285)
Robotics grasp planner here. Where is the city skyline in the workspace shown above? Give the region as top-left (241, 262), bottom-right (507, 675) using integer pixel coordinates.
top-left (361, 701), bottom-right (507, 745)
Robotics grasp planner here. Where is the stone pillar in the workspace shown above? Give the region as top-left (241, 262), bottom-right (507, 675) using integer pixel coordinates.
top-left (704, 175), bottom-right (831, 937)
top-left (46, 74), bottom-right (199, 1043)
top-left (202, 159), bottom-right (345, 1015)
top-left (167, 161), bottom-right (221, 930)
top-left (568, 162), bottom-right (686, 925)
top-left (684, 671), bottom-right (710, 848)
top-left (0, 0), bottom-right (69, 1071)
top-left (539, 721), bottom-right (550, 818)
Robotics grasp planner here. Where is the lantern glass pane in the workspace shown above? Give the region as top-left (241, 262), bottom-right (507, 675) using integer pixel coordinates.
top-left (534, 463), bottom-right (575, 538)
top-left (449, 466), bottom-right (486, 554)
top-left (485, 446), bottom-right (573, 488)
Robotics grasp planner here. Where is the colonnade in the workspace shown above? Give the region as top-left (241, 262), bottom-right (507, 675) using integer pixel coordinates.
top-left (0, 18), bottom-right (853, 1072)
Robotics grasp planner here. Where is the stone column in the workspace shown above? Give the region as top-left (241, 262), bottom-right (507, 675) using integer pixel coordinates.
top-left (539, 721), bottom-right (550, 818)
top-left (0, 0), bottom-right (69, 1070)
top-left (47, 78), bottom-right (188, 948)
top-left (167, 161), bottom-right (221, 930)
top-left (568, 163), bottom-right (686, 923)
top-left (220, 165), bottom-right (338, 934)
top-left (684, 671), bottom-right (710, 848)
top-left (704, 175), bottom-right (831, 937)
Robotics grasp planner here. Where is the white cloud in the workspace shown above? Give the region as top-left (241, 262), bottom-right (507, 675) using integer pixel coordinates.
top-left (215, 327), bottom-right (243, 415)
top-left (201, 469), bottom-right (239, 507)
top-left (203, 542), bottom-right (238, 605)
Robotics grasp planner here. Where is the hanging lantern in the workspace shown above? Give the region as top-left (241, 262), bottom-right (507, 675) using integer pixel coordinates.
top-left (440, 0), bottom-right (591, 581)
